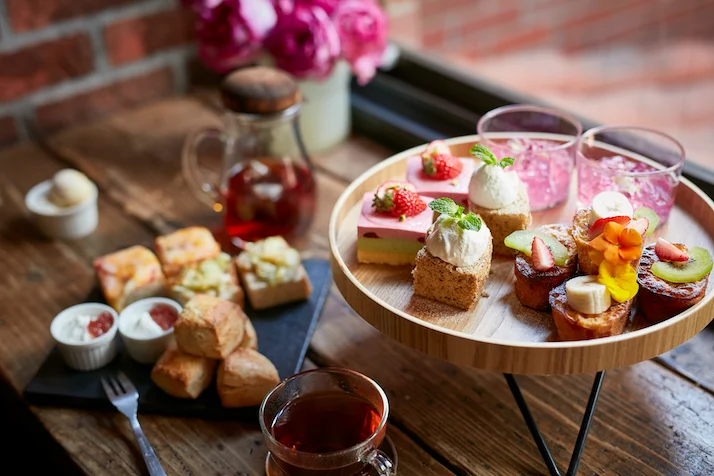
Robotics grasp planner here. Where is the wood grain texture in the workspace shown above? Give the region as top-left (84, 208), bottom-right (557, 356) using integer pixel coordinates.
top-left (329, 136), bottom-right (714, 374)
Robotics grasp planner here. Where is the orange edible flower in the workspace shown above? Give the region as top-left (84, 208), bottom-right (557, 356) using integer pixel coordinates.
top-left (589, 221), bottom-right (643, 266)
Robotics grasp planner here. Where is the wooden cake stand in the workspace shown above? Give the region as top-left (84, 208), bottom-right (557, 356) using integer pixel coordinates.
top-left (328, 135), bottom-right (714, 475)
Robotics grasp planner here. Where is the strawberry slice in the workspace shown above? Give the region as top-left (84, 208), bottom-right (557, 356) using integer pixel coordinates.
top-left (532, 236), bottom-right (555, 271)
top-left (421, 140), bottom-right (450, 160)
top-left (372, 181), bottom-right (426, 218)
top-left (375, 181), bottom-right (415, 200)
top-left (655, 238), bottom-right (689, 262)
top-left (628, 217), bottom-right (649, 236)
top-left (422, 153), bottom-right (463, 180)
top-left (588, 215), bottom-right (631, 239)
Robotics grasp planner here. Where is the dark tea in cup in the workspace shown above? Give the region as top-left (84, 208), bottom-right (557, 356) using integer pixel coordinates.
top-left (260, 369), bottom-right (396, 476)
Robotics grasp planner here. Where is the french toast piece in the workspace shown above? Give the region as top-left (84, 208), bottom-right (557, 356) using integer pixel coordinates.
top-left (571, 209), bottom-right (598, 275)
top-left (637, 245), bottom-right (709, 323)
top-left (514, 224), bottom-right (578, 311)
top-left (549, 282), bottom-right (632, 341)
top-left (412, 241), bottom-right (492, 311)
top-left (470, 183), bottom-right (531, 256)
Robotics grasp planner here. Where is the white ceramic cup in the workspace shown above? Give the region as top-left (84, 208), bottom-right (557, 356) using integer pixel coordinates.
top-left (119, 297), bottom-right (182, 364)
top-left (25, 179), bottom-right (98, 240)
top-left (50, 303), bottom-right (119, 371)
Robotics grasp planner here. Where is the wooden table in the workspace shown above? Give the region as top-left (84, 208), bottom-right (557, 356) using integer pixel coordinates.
top-left (2, 94), bottom-right (714, 475)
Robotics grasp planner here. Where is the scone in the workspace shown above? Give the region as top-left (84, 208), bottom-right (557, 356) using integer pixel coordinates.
top-left (217, 348), bottom-right (280, 408)
top-left (236, 236), bottom-right (312, 310)
top-left (511, 225), bottom-right (578, 311)
top-left (240, 317), bottom-right (258, 350)
top-left (174, 295), bottom-right (245, 359)
top-left (155, 226), bottom-right (221, 279)
top-left (170, 252), bottom-right (245, 308)
top-left (151, 344), bottom-right (217, 399)
top-left (468, 144), bottom-right (531, 256)
top-left (412, 198), bottom-right (493, 311)
top-left (94, 245), bottom-right (167, 311)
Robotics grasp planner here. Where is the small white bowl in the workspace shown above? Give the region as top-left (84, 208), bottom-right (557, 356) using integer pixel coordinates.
top-left (50, 303), bottom-right (119, 371)
top-left (25, 179), bottom-right (98, 240)
top-left (119, 298), bottom-right (182, 364)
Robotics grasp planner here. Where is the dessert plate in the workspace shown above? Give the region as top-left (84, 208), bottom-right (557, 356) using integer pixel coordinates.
top-left (329, 136), bottom-right (714, 374)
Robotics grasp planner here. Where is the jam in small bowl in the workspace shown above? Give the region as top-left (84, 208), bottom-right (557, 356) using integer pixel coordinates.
top-left (119, 298), bottom-right (182, 364)
top-left (50, 303), bottom-right (119, 371)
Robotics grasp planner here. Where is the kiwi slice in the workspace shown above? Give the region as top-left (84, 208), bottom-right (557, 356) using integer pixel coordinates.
top-left (504, 230), bottom-right (569, 266)
top-left (652, 247), bottom-right (713, 283)
top-left (634, 207), bottom-right (660, 236)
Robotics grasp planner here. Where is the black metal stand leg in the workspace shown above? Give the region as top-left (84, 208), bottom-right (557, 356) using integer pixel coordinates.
top-left (504, 371), bottom-right (606, 476)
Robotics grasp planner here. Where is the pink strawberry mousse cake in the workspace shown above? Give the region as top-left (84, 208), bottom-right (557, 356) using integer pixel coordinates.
top-left (357, 192), bottom-right (434, 265)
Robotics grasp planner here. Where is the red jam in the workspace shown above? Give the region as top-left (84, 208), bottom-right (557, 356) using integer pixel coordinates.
top-left (87, 311), bottom-right (114, 338)
top-left (149, 304), bottom-right (179, 331)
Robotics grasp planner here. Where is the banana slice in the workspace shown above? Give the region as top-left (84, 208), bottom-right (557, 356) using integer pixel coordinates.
top-left (565, 275), bottom-right (611, 314)
top-left (588, 191), bottom-right (634, 226)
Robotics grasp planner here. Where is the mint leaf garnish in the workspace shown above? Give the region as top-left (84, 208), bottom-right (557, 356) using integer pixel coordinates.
top-left (457, 213), bottom-right (482, 231)
top-left (470, 144), bottom-right (498, 165)
top-left (429, 197), bottom-right (459, 215)
top-left (498, 157), bottom-right (515, 168)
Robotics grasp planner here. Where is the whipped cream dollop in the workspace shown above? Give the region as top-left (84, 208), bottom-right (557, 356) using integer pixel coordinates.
top-left (425, 214), bottom-right (491, 267)
top-left (127, 311), bottom-right (165, 339)
top-left (62, 314), bottom-right (94, 342)
top-left (468, 164), bottom-right (520, 209)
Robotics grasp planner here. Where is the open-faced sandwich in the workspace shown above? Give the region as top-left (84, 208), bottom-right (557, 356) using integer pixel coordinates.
top-left (468, 144), bottom-right (531, 256)
top-left (505, 225), bottom-right (578, 311)
top-left (412, 198), bottom-right (492, 310)
top-left (637, 238), bottom-right (713, 323)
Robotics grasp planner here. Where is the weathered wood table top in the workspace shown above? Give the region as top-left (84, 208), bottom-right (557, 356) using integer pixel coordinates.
top-left (1, 94), bottom-right (713, 475)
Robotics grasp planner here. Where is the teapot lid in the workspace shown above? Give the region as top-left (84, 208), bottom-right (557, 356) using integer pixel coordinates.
top-left (220, 67), bottom-right (301, 114)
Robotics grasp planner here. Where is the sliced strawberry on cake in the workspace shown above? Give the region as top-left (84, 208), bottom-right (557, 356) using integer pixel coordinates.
top-left (406, 140), bottom-right (476, 205)
top-left (357, 181), bottom-right (434, 266)
top-left (637, 238), bottom-right (713, 323)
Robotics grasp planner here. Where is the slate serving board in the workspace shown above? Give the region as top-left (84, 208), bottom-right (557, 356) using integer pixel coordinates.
top-left (24, 259), bottom-right (331, 420)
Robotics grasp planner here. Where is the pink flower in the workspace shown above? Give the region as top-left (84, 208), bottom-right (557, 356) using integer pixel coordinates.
top-left (333, 0), bottom-right (388, 84)
top-left (188, 0), bottom-right (278, 74)
top-left (265, 4), bottom-right (340, 79)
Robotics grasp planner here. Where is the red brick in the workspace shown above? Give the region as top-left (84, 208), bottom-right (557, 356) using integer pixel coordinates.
top-left (0, 34), bottom-right (93, 102)
top-left (0, 117), bottom-right (19, 149)
top-left (6, 0), bottom-right (137, 32)
top-left (104, 8), bottom-right (195, 66)
top-left (35, 68), bottom-right (175, 134)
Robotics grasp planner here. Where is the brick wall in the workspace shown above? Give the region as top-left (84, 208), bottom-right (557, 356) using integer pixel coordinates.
top-left (0, 0), bottom-right (194, 148)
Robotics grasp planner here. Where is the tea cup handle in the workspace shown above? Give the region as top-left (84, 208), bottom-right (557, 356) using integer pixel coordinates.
top-left (182, 127), bottom-right (224, 209)
top-left (363, 449), bottom-right (396, 475)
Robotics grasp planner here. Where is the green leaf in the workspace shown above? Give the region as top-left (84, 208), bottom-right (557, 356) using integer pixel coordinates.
top-left (498, 157), bottom-right (515, 168)
top-left (456, 205), bottom-right (465, 217)
top-left (457, 213), bottom-right (482, 231)
top-left (470, 144), bottom-right (497, 165)
top-left (428, 197), bottom-right (459, 215)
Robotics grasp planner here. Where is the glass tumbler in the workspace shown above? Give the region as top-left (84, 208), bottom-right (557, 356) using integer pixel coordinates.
top-left (576, 125), bottom-right (685, 227)
top-left (477, 105), bottom-right (583, 210)
top-left (260, 368), bottom-right (396, 476)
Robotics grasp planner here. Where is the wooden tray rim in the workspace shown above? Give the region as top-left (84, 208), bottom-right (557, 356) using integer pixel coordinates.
top-left (329, 135), bottom-right (714, 373)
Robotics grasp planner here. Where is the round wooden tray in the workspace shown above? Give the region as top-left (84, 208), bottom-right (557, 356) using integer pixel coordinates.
top-left (329, 135), bottom-right (714, 375)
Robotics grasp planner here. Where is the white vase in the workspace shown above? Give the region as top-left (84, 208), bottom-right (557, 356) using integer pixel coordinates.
top-left (296, 61), bottom-right (352, 154)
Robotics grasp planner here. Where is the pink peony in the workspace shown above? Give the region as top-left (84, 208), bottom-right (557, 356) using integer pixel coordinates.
top-left (189, 0), bottom-right (278, 73)
top-left (265, 4), bottom-right (340, 79)
top-left (333, 0), bottom-right (388, 84)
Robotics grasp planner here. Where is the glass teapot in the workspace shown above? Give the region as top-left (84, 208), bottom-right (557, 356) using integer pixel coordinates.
top-left (182, 67), bottom-right (316, 244)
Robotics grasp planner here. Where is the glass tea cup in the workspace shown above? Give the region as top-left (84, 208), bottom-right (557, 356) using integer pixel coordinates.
top-left (576, 125), bottom-right (685, 227)
top-left (260, 368), bottom-right (396, 476)
top-left (477, 104), bottom-right (582, 211)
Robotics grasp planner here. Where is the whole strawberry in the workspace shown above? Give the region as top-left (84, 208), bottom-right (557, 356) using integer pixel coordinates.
top-left (422, 153), bottom-right (463, 180)
top-left (373, 182), bottom-right (426, 219)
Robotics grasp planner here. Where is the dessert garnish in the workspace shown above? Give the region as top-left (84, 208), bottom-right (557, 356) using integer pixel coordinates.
top-left (598, 261), bottom-right (638, 302)
top-left (651, 242), bottom-right (713, 283)
top-left (588, 191), bottom-right (633, 226)
top-left (372, 181), bottom-right (427, 220)
top-left (65, 311), bottom-right (114, 342)
top-left (420, 141), bottom-right (464, 180)
top-left (468, 144), bottom-right (519, 209)
top-left (421, 140), bottom-right (450, 160)
top-left (588, 216), bottom-right (630, 240)
top-left (504, 229), bottom-right (569, 265)
top-left (531, 236), bottom-right (555, 271)
top-left (425, 198), bottom-right (489, 267)
top-left (589, 221), bottom-right (642, 266)
top-left (236, 236), bottom-right (301, 286)
top-left (634, 207), bottom-right (660, 236)
top-left (47, 169), bottom-right (95, 208)
top-left (565, 275), bottom-right (611, 314)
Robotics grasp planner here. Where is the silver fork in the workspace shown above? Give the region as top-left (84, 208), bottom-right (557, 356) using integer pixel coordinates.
top-left (101, 372), bottom-right (167, 476)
